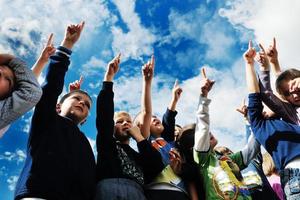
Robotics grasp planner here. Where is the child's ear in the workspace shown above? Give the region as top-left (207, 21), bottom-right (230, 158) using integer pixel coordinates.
top-left (56, 104), bottom-right (61, 113)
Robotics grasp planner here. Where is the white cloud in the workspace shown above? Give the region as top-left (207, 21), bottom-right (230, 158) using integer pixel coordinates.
top-left (81, 56), bottom-right (107, 76)
top-left (7, 175), bottom-right (18, 191)
top-left (219, 0), bottom-right (300, 69)
top-left (166, 6), bottom-right (236, 63)
top-left (111, 0), bottom-right (156, 60)
top-left (0, 0), bottom-right (112, 57)
top-left (0, 149), bottom-right (26, 164)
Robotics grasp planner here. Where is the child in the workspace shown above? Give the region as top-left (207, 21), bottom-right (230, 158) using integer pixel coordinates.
top-left (193, 68), bottom-right (260, 200)
top-left (14, 22), bottom-right (96, 200)
top-left (244, 40), bottom-right (300, 199)
top-left (134, 59), bottom-right (189, 199)
top-left (95, 54), bottom-right (164, 200)
top-left (0, 53), bottom-right (42, 136)
top-left (256, 38), bottom-right (300, 124)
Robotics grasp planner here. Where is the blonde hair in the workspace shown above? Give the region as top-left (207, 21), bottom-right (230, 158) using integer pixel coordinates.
top-left (262, 152), bottom-right (276, 176)
top-left (114, 111), bottom-right (131, 121)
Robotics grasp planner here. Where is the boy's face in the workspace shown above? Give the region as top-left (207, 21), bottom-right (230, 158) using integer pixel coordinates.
top-left (281, 79), bottom-right (300, 106)
top-left (150, 116), bottom-right (164, 137)
top-left (58, 92), bottom-right (91, 125)
top-left (114, 113), bottom-right (132, 141)
top-left (0, 65), bottom-right (15, 99)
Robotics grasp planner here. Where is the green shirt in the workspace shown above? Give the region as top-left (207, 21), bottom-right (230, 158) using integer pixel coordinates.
top-left (194, 149), bottom-right (252, 200)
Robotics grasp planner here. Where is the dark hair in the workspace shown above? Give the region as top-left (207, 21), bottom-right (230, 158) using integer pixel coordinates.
top-left (276, 68), bottom-right (300, 95)
top-left (58, 90), bottom-right (92, 104)
top-left (176, 123), bottom-right (196, 163)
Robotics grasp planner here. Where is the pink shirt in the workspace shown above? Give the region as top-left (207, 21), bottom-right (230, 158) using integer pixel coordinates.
top-left (267, 174), bottom-right (284, 200)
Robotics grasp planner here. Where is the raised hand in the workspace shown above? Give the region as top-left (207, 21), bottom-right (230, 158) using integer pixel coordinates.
top-left (200, 68), bottom-right (215, 97)
top-left (236, 98), bottom-right (248, 119)
top-left (243, 40), bottom-right (256, 64)
top-left (39, 33), bottom-right (56, 63)
top-left (255, 43), bottom-right (270, 71)
top-left (61, 21), bottom-right (85, 49)
top-left (104, 53), bottom-right (121, 82)
top-left (266, 38), bottom-right (278, 64)
top-left (69, 76), bottom-right (83, 91)
top-left (142, 55), bottom-right (155, 82)
top-left (290, 77), bottom-right (300, 93)
top-left (172, 80), bottom-right (183, 103)
top-left (32, 33), bottom-right (56, 77)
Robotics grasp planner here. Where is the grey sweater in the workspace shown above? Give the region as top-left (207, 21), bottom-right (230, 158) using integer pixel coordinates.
top-left (0, 58), bottom-right (42, 130)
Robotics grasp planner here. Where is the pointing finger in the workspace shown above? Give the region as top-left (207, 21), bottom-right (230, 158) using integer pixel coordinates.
top-left (201, 67), bottom-right (207, 79)
top-left (273, 37), bottom-right (276, 48)
top-left (248, 40), bottom-right (253, 49)
top-left (46, 33), bottom-right (54, 46)
top-left (258, 43), bottom-right (266, 53)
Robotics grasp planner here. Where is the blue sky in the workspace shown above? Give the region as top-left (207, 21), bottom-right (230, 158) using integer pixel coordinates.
top-left (1, 0), bottom-right (300, 198)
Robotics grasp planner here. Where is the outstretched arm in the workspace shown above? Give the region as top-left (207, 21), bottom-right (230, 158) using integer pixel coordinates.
top-left (244, 40), bottom-right (260, 93)
top-left (32, 33), bottom-right (56, 77)
top-left (140, 55), bottom-right (154, 138)
top-left (194, 68), bottom-right (215, 152)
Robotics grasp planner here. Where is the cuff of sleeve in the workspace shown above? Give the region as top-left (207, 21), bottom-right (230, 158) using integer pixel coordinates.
top-left (56, 46), bottom-right (72, 57)
top-left (102, 81), bottom-right (113, 91)
top-left (166, 108), bottom-right (178, 117)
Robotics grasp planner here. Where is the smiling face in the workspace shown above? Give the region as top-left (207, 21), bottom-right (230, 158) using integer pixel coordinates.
top-left (150, 116), bottom-right (164, 137)
top-left (114, 112), bottom-right (132, 142)
top-left (0, 65), bottom-right (15, 99)
top-left (58, 91), bottom-right (91, 125)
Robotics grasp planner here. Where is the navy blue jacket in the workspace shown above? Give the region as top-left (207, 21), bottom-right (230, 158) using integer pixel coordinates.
top-left (248, 93), bottom-right (300, 170)
top-left (14, 47), bottom-right (96, 200)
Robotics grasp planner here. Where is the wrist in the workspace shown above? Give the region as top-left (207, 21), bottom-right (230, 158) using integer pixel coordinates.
top-left (104, 74), bottom-right (113, 82)
top-left (61, 39), bottom-right (74, 50)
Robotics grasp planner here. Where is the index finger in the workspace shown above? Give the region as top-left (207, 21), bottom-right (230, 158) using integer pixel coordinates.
top-left (201, 67), bottom-right (207, 79)
top-left (79, 75), bottom-right (83, 84)
top-left (150, 55), bottom-right (155, 67)
top-left (46, 33), bottom-right (54, 46)
top-left (258, 43), bottom-right (266, 53)
top-left (174, 79), bottom-right (179, 88)
top-left (248, 40), bottom-right (253, 49)
top-left (273, 37), bottom-right (276, 48)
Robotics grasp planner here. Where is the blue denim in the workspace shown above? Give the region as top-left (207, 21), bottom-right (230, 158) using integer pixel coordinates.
top-left (94, 178), bottom-right (147, 200)
top-left (280, 168), bottom-right (300, 200)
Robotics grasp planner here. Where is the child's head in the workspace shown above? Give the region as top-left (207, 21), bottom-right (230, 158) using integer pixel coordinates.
top-left (0, 65), bottom-right (15, 100)
top-left (57, 90), bottom-right (92, 125)
top-left (276, 68), bottom-right (300, 106)
top-left (262, 152), bottom-right (277, 176)
top-left (150, 115), bottom-right (164, 137)
top-left (133, 112), bottom-right (164, 137)
top-left (114, 111), bottom-right (132, 142)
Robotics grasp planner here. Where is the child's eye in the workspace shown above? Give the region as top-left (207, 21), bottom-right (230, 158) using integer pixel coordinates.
top-left (116, 120), bottom-right (123, 124)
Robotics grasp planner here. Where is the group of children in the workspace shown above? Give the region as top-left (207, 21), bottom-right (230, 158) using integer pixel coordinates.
top-left (0, 21), bottom-right (299, 200)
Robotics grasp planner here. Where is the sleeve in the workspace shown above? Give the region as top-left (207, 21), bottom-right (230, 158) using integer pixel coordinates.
top-left (258, 70), bottom-right (296, 124)
top-left (161, 108), bottom-right (177, 142)
top-left (137, 139), bottom-right (164, 183)
top-left (96, 81), bottom-right (118, 179)
top-left (240, 132), bottom-right (261, 166)
top-left (194, 95), bottom-right (211, 152)
top-left (29, 46), bottom-right (71, 144)
top-left (0, 58), bottom-right (42, 129)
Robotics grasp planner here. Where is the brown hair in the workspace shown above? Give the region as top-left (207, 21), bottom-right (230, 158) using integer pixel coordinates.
top-left (59, 89), bottom-right (92, 105)
top-left (276, 68), bottom-right (300, 95)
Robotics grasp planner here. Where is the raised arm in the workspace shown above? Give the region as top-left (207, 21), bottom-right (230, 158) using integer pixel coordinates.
top-left (140, 55), bottom-right (154, 138)
top-left (194, 68), bottom-right (214, 152)
top-left (0, 54), bottom-right (42, 129)
top-left (266, 38), bottom-right (281, 76)
top-left (32, 33), bottom-right (56, 77)
top-left (168, 80), bottom-right (182, 111)
top-left (30, 22), bottom-right (84, 139)
top-left (244, 40), bottom-right (260, 93)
